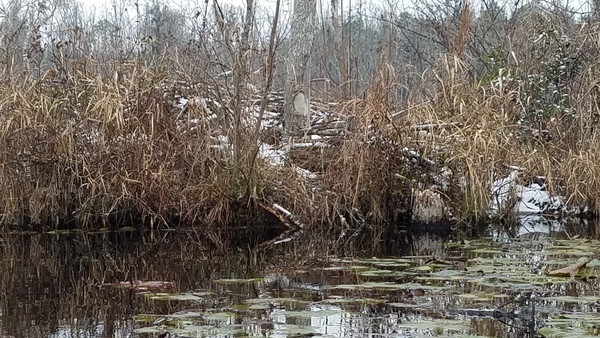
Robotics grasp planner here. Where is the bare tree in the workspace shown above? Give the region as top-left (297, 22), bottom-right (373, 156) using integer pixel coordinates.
top-left (284, 0), bottom-right (317, 134)
top-left (331, 0), bottom-right (349, 98)
top-left (138, 0), bottom-right (189, 62)
top-left (0, 0), bottom-right (29, 76)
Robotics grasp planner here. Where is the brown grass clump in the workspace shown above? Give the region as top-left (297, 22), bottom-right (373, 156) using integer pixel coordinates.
top-left (318, 63), bottom-right (418, 243)
top-left (0, 53), bottom-right (382, 238)
top-left (392, 48), bottom-right (600, 223)
top-left (0, 59), bottom-right (317, 231)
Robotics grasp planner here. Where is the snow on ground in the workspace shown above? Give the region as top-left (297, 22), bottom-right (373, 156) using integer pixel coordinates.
top-left (295, 166), bottom-right (318, 179)
top-left (518, 183), bottom-right (565, 214)
top-left (489, 170), bottom-right (572, 233)
top-left (259, 143), bottom-right (286, 166)
top-left (174, 94), bottom-right (328, 179)
top-left (175, 96), bottom-right (189, 109)
top-left (490, 171), bottom-right (565, 215)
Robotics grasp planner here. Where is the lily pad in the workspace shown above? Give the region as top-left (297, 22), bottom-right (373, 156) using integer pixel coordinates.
top-left (388, 302), bottom-right (434, 308)
top-left (396, 318), bottom-right (470, 331)
top-left (275, 309), bottom-right (343, 318)
top-left (359, 269), bottom-right (396, 277)
top-left (147, 293), bottom-right (203, 301)
top-left (214, 278), bottom-right (264, 284)
top-left (245, 297), bottom-right (307, 304)
top-left (269, 324), bottom-right (317, 336)
top-left (541, 295), bottom-right (600, 304)
top-left (203, 312), bottom-right (237, 321)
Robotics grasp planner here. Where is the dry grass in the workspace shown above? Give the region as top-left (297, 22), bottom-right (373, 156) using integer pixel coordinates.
top-left (0, 59), bottom-right (290, 230)
top-left (392, 51), bottom-right (600, 223)
top-left (0, 54), bottom-right (330, 235)
top-left (5, 12), bottom-right (600, 236)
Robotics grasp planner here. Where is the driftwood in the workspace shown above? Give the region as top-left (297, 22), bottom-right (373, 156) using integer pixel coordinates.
top-left (547, 257), bottom-right (591, 278)
top-left (254, 199), bottom-right (305, 249)
top-left (101, 280), bottom-right (174, 291)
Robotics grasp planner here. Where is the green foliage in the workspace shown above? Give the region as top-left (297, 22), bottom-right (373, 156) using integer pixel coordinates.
top-left (479, 45), bottom-right (510, 85)
top-left (520, 30), bottom-right (580, 123)
top-left (479, 27), bottom-right (582, 126)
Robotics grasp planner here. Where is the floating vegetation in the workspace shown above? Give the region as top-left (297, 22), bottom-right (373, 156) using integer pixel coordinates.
top-left (102, 280), bottom-right (175, 292)
top-left (4, 231), bottom-right (600, 337)
top-left (145, 293), bottom-right (206, 301)
top-left (245, 297), bottom-right (308, 305)
top-left (129, 236), bottom-right (600, 337)
top-left (213, 278), bottom-right (264, 284)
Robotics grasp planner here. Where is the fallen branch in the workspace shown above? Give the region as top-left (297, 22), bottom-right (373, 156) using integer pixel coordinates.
top-left (254, 199), bottom-right (305, 249)
top-left (547, 257), bottom-right (591, 278)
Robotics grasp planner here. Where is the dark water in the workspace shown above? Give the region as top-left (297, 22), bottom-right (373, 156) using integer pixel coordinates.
top-left (0, 230), bottom-right (241, 337)
top-left (0, 218), bottom-right (597, 338)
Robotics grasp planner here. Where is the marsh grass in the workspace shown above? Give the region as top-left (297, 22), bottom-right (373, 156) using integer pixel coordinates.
top-left (0, 60), bottom-right (256, 229)
top-left (0, 55), bottom-right (332, 236)
top-left (5, 23), bottom-right (600, 238)
top-left (394, 53), bottom-right (600, 223)
top-left (0, 49), bottom-right (415, 239)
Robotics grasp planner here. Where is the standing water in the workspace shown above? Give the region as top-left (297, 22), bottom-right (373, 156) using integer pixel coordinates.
top-left (0, 220), bottom-right (599, 338)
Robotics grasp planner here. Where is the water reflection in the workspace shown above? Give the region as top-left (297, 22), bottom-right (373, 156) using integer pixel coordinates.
top-left (0, 219), bottom-right (598, 338)
top-left (0, 231), bottom-right (249, 338)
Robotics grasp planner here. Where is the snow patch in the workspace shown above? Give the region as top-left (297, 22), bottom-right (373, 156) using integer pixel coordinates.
top-left (175, 96), bottom-right (189, 109)
top-left (259, 143), bottom-right (286, 166)
top-left (295, 166), bottom-right (317, 179)
top-left (490, 171), bottom-right (565, 215)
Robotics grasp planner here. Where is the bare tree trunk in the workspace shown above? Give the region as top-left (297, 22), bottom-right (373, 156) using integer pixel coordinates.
top-left (246, 0), bottom-right (281, 197)
top-left (253, 0), bottom-right (281, 137)
top-left (284, 0), bottom-right (317, 134)
top-left (331, 0), bottom-right (348, 98)
top-left (232, 0), bottom-right (255, 162)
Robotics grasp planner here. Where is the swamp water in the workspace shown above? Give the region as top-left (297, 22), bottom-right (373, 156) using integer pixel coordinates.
top-left (0, 220), bottom-right (599, 338)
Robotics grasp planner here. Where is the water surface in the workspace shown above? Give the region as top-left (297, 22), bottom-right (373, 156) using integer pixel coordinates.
top-left (0, 220), bottom-right (598, 337)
